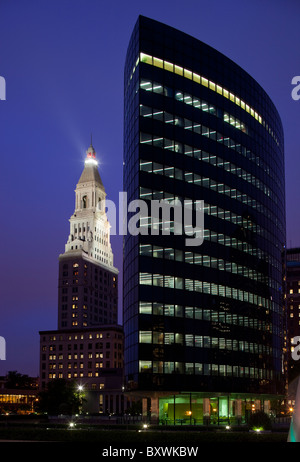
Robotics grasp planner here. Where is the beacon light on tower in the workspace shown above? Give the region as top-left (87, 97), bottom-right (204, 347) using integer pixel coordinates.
top-left (85, 137), bottom-right (98, 166)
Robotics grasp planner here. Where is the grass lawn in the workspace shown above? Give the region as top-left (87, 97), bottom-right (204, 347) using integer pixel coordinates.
top-left (0, 426), bottom-right (289, 443)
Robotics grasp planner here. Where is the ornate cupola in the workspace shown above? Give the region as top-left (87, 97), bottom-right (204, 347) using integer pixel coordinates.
top-left (63, 141), bottom-right (116, 270)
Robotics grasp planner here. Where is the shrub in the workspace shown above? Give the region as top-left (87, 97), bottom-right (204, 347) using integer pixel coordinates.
top-left (248, 411), bottom-right (272, 431)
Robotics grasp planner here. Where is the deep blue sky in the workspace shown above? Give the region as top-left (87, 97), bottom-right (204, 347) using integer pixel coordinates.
top-left (0, 0), bottom-right (299, 376)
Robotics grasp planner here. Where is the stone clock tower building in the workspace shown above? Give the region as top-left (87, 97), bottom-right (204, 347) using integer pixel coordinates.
top-left (58, 142), bottom-right (118, 329)
top-left (39, 143), bottom-right (126, 415)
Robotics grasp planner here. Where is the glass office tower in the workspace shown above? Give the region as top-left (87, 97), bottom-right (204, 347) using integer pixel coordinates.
top-left (123, 16), bottom-right (286, 424)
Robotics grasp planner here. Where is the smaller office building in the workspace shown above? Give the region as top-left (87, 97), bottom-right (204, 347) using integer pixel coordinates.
top-left (0, 375), bottom-right (38, 415)
top-left (39, 326), bottom-right (125, 414)
top-left (286, 248), bottom-right (300, 382)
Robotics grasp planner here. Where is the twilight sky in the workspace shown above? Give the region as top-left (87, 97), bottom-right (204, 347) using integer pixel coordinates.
top-left (0, 0), bottom-right (299, 376)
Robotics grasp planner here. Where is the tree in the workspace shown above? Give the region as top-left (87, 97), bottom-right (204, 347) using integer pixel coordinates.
top-left (124, 400), bottom-right (142, 415)
top-left (37, 379), bottom-right (82, 415)
top-left (5, 371), bottom-right (34, 389)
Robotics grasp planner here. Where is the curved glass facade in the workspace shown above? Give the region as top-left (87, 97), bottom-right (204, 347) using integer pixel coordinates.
top-left (123, 16), bottom-right (286, 411)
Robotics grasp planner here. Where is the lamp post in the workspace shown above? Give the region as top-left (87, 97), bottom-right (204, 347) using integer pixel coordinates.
top-left (77, 384), bottom-right (84, 414)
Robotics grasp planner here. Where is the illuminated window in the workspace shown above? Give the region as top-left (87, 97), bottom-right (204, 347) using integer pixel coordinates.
top-left (174, 65), bottom-right (183, 75)
top-left (201, 77), bottom-right (208, 87)
top-left (139, 331), bottom-right (152, 343)
top-left (153, 274), bottom-right (163, 287)
top-left (164, 61), bottom-right (173, 72)
top-left (139, 301), bottom-right (152, 314)
top-left (140, 53), bottom-right (152, 64)
top-left (193, 73), bottom-right (200, 84)
top-left (153, 332), bottom-right (164, 344)
top-left (164, 304), bottom-right (174, 316)
top-left (164, 362), bottom-right (175, 374)
top-left (139, 273), bottom-right (152, 285)
top-left (184, 69), bottom-right (193, 80)
top-left (164, 333), bottom-right (175, 344)
top-left (185, 334), bottom-right (194, 346)
top-left (140, 360), bottom-right (152, 372)
top-left (153, 57), bottom-right (163, 68)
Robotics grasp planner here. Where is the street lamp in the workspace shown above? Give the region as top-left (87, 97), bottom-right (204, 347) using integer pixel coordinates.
top-left (77, 384), bottom-right (84, 414)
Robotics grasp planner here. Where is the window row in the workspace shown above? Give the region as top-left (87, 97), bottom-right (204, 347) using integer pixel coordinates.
top-left (47, 369), bottom-right (118, 380)
top-left (140, 79), bottom-right (248, 134)
top-left (140, 111), bottom-right (279, 227)
top-left (139, 360), bottom-right (273, 379)
top-left (62, 299), bottom-right (114, 307)
top-left (47, 353), bottom-right (104, 360)
top-left (139, 186), bottom-right (280, 256)
top-left (139, 331), bottom-right (271, 355)
top-left (139, 96), bottom-right (280, 191)
top-left (140, 105), bottom-right (247, 149)
top-left (43, 332), bottom-right (118, 341)
top-left (47, 360), bottom-right (116, 369)
top-left (43, 342), bottom-right (116, 351)
top-left (43, 333), bottom-right (105, 342)
top-left (139, 156), bottom-right (277, 226)
top-left (0, 395), bottom-right (36, 404)
top-left (141, 140), bottom-right (274, 201)
top-left (289, 304), bottom-right (300, 309)
top-left (139, 243), bottom-right (271, 288)
top-left (289, 288), bottom-right (300, 294)
top-left (138, 52), bottom-right (280, 148)
top-left (62, 264), bottom-right (111, 279)
top-left (201, 152), bottom-right (278, 205)
top-left (139, 272), bottom-right (272, 310)
top-left (138, 77), bottom-right (280, 198)
top-left (138, 301), bottom-right (269, 331)
top-left (140, 224), bottom-right (281, 274)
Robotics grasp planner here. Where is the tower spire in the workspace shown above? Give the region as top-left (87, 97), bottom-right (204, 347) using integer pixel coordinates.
top-left (86, 137), bottom-right (96, 163)
top-left (63, 141), bottom-right (116, 271)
